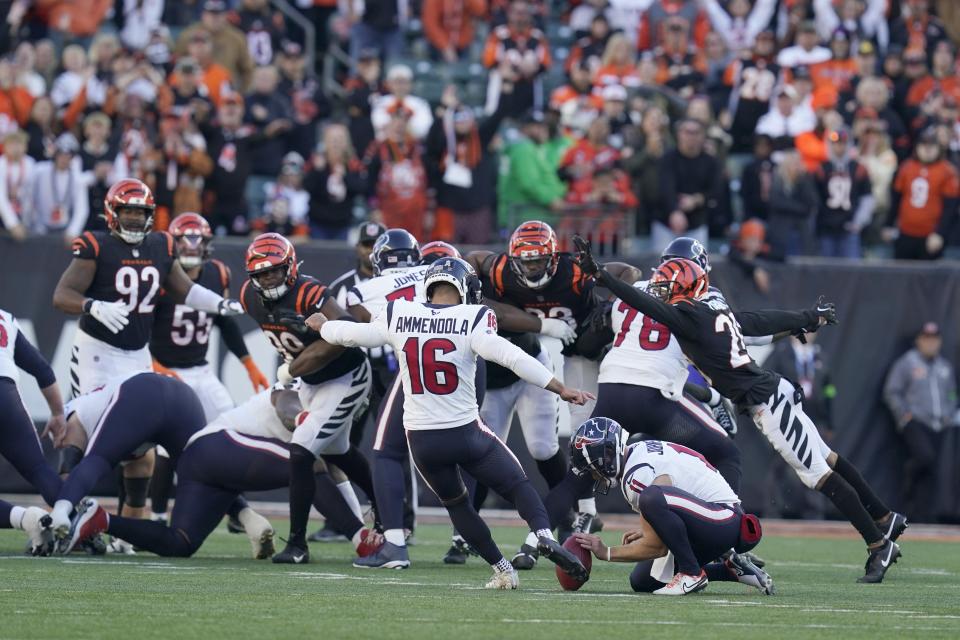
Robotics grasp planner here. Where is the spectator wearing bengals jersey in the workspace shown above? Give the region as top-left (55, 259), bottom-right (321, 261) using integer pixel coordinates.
top-left (592, 34), bottom-right (642, 89)
top-left (565, 13), bottom-right (613, 75)
top-left (550, 60), bottom-right (603, 117)
top-left (887, 128), bottom-right (960, 260)
top-left (653, 18), bottom-right (707, 98)
top-left (813, 129), bottom-right (874, 258)
top-left (890, 0), bottom-right (950, 53)
top-left (637, 0), bottom-right (709, 52)
top-left (482, 0), bottom-right (551, 117)
top-left (905, 41), bottom-right (960, 114)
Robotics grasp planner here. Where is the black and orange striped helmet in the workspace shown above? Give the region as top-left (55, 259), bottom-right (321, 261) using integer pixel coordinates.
top-left (245, 233), bottom-right (299, 300)
top-left (420, 240), bottom-right (461, 265)
top-left (647, 258), bottom-right (708, 305)
top-left (169, 212), bottom-right (212, 269)
top-left (104, 178), bottom-right (155, 245)
top-left (508, 220), bottom-right (559, 289)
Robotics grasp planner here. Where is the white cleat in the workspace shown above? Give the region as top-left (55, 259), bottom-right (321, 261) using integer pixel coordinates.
top-left (49, 510), bottom-right (71, 543)
top-left (653, 571), bottom-right (708, 596)
top-left (238, 508), bottom-right (275, 559)
top-left (484, 569), bottom-right (519, 590)
top-left (107, 537), bottom-right (136, 555)
top-left (21, 508), bottom-right (54, 556)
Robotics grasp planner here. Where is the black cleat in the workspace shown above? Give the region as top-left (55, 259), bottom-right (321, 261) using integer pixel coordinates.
top-left (741, 550), bottom-right (765, 568)
top-left (881, 512), bottom-right (908, 543)
top-left (511, 544), bottom-right (539, 570)
top-left (442, 537), bottom-right (471, 565)
top-left (272, 539), bottom-right (310, 564)
top-left (858, 540), bottom-right (901, 583)
top-left (227, 515), bottom-right (245, 535)
top-left (725, 552), bottom-right (776, 595)
top-left (537, 536), bottom-right (588, 583)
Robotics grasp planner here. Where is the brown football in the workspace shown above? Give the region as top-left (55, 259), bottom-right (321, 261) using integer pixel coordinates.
top-left (556, 536), bottom-right (592, 591)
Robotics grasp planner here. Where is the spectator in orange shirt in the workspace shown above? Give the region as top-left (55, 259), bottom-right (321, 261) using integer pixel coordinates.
top-left (182, 28), bottom-right (234, 107)
top-left (888, 128), bottom-right (960, 259)
top-left (0, 57), bottom-right (33, 134)
top-left (592, 34), bottom-right (641, 89)
top-left (40, 0), bottom-right (112, 48)
top-left (905, 41), bottom-right (960, 109)
top-left (637, 0), bottom-right (709, 52)
top-left (561, 160), bottom-right (637, 244)
top-left (558, 117), bottom-right (620, 189)
top-left (810, 28), bottom-right (858, 94)
top-left (550, 60), bottom-right (603, 131)
top-left (423, 0), bottom-right (487, 62)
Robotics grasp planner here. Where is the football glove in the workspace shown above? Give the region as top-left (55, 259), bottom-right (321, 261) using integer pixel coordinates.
top-left (276, 362), bottom-right (293, 385)
top-left (269, 309), bottom-right (311, 336)
top-left (813, 295), bottom-right (838, 326)
top-left (572, 235), bottom-right (599, 276)
top-left (242, 356), bottom-right (269, 391)
top-left (539, 318), bottom-right (577, 345)
top-left (84, 299), bottom-right (130, 334)
top-left (217, 298), bottom-right (245, 316)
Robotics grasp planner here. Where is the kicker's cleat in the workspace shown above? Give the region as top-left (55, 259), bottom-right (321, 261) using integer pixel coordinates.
top-left (485, 569), bottom-right (519, 590)
top-left (353, 541), bottom-right (410, 569)
top-left (654, 570), bottom-right (709, 595)
top-left (356, 528), bottom-right (384, 558)
top-left (22, 508), bottom-right (54, 557)
top-left (59, 499), bottom-right (108, 555)
top-left (308, 523), bottom-right (348, 543)
top-left (741, 550), bottom-right (766, 568)
top-left (272, 539), bottom-right (310, 564)
top-left (881, 512), bottom-right (908, 543)
top-left (571, 512), bottom-right (595, 535)
top-left (238, 508), bottom-right (275, 559)
top-left (858, 540), bottom-right (901, 584)
top-left (510, 544), bottom-right (539, 570)
top-left (725, 552), bottom-right (775, 595)
top-left (442, 537), bottom-right (472, 565)
top-left (537, 536), bottom-right (588, 583)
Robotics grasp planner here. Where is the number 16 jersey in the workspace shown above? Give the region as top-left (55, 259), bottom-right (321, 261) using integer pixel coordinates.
top-left (598, 280), bottom-right (689, 399)
top-left (71, 230), bottom-right (176, 350)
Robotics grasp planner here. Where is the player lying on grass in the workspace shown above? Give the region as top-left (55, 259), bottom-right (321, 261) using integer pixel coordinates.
top-left (65, 386), bottom-right (383, 561)
top-left (570, 417), bottom-right (773, 596)
top-left (308, 257), bottom-right (592, 589)
top-left (574, 236), bottom-right (908, 584)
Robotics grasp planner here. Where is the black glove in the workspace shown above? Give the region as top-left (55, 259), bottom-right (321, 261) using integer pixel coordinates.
top-left (797, 295), bottom-right (838, 340)
top-left (572, 235), bottom-right (599, 276)
top-left (268, 309), bottom-right (311, 336)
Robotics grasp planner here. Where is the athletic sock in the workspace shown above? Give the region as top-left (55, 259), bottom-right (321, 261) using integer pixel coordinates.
top-left (493, 557), bottom-right (513, 573)
top-left (819, 472), bottom-right (884, 546)
top-left (8, 505), bottom-right (24, 529)
top-left (534, 528), bottom-right (553, 541)
top-left (704, 561), bottom-right (737, 582)
top-left (832, 455), bottom-right (890, 521)
top-left (384, 528), bottom-right (406, 547)
top-left (323, 446), bottom-right (376, 511)
top-left (313, 472), bottom-right (363, 539)
top-left (524, 531), bottom-right (539, 547)
top-left (287, 445), bottom-right (316, 544)
top-left (577, 498), bottom-right (597, 516)
top-left (53, 499), bottom-right (72, 523)
top-left (336, 481), bottom-right (364, 521)
top-left (535, 450), bottom-right (568, 488)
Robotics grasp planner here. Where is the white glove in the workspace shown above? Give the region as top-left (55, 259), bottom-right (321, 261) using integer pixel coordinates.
top-left (539, 318), bottom-right (577, 346)
top-left (86, 300), bottom-right (130, 334)
top-left (277, 362), bottom-right (293, 385)
top-left (217, 298), bottom-right (244, 316)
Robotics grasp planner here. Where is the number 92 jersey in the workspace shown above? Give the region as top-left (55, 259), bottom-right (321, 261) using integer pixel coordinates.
top-left (240, 274), bottom-right (365, 385)
top-left (150, 259), bottom-right (232, 368)
top-left (484, 252), bottom-right (597, 355)
top-left (72, 230), bottom-right (176, 350)
top-left (598, 280), bottom-right (689, 399)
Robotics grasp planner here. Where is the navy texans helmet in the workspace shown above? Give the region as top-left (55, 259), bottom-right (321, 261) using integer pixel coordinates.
top-left (660, 237), bottom-right (710, 272)
top-left (569, 417), bottom-right (629, 494)
top-left (372, 228), bottom-right (420, 275)
top-left (424, 257), bottom-right (483, 304)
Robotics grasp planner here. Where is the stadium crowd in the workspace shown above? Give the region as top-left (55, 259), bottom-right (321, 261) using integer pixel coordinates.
top-left (1, 0), bottom-right (960, 260)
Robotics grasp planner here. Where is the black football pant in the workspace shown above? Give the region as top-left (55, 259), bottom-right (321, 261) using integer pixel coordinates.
top-left (0, 379), bottom-right (62, 505)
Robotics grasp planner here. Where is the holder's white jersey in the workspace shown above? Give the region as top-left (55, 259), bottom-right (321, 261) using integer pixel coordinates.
top-left (598, 280), bottom-right (690, 399)
top-left (321, 300), bottom-right (554, 431)
top-left (0, 309), bottom-right (21, 382)
top-left (188, 388), bottom-right (292, 446)
top-left (346, 265), bottom-right (431, 316)
top-left (621, 439), bottom-right (739, 510)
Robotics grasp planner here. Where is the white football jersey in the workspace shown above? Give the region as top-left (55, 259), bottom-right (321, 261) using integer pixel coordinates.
top-left (64, 374), bottom-right (135, 439)
top-left (346, 265), bottom-right (431, 316)
top-left (188, 388), bottom-right (292, 446)
top-left (598, 281), bottom-right (689, 398)
top-left (0, 308), bottom-right (22, 382)
top-left (621, 439), bottom-right (739, 509)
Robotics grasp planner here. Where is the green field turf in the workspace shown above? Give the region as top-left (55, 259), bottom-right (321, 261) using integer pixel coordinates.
top-left (0, 522), bottom-right (957, 640)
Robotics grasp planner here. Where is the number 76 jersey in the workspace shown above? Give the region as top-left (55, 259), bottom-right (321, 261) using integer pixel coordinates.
top-left (72, 230), bottom-right (176, 350)
top-left (598, 280), bottom-right (690, 399)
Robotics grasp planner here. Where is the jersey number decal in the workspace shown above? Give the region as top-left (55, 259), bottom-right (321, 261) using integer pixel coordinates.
top-left (909, 177), bottom-right (930, 209)
top-left (667, 442), bottom-right (717, 472)
top-left (527, 306), bottom-right (575, 327)
top-left (826, 175), bottom-right (852, 210)
top-left (714, 312), bottom-right (750, 368)
top-left (613, 302), bottom-right (670, 351)
top-left (386, 285), bottom-right (417, 302)
top-left (115, 266), bottom-right (160, 313)
top-left (402, 337), bottom-right (459, 395)
top-left (171, 306), bottom-right (212, 346)
top-left (265, 331), bottom-right (305, 361)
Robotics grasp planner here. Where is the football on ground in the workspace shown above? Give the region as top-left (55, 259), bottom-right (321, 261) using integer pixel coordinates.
top-left (556, 535), bottom-right (592, 591)
top-left (1, 520), bottom-right (958, 640)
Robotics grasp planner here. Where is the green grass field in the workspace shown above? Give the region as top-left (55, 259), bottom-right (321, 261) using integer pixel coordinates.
top-left (1, 522), bottom-right (958, 640)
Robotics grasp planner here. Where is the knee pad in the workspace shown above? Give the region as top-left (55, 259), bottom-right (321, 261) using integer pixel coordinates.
top-left (123, 476), bottom-right (151, 509)
top-left (528, 438), bottom-right (560, 461)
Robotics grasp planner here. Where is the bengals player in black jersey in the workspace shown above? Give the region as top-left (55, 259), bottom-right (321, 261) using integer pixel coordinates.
top-left (465, 220), bottom-right (639, 569)
top-left (51, 178), bottom-right (243, 542)
top-left (575, 236), bottom-right (908, 585)
top-left (241, 232), bottom-right (375, 565)
top-left (147, 212), bottom-right (269, 525)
